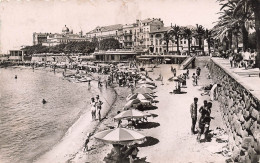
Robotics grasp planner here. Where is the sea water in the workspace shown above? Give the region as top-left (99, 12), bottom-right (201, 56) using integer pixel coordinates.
top-left (0, 67), bottom-right (115, 163)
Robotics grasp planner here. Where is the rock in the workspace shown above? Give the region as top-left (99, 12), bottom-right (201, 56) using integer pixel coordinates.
top-left (251, 109), bottom-right (259, 120)
top-left (253, 140), bottom-right (260, 154)
top-left (242, 136), bottom-right (254, 150)
top-left (232, 146), bottom-right (240, 161)
top-left (241, 129), bottom-right (249, 138)
top-left (243, 111), bottom-right (251, 121)
top-left (244, 118), bottom-right (252, 131)
top-left (251, 154), bottom-right (260, 163)
top-left (250, 121), bottom-right (258, 135)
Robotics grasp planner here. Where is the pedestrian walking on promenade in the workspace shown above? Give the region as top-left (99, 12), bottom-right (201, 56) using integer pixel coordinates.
top-left (90, 97), bottom-right (96, 121)
top-left (95, 95), bottom-right (103, 121)
top-left (190, 97), bottom-right (198, 134)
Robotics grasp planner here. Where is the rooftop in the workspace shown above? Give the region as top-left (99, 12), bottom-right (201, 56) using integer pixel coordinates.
top-left (87, 24), bottom-right (123, 34)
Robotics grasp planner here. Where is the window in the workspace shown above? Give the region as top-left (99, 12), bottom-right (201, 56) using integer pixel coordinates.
top-left (180, 41), bottom-right (183, 44)
top-left (184, 41), bottom-right (186, 44)
top-left (151, 41), bottom-right (153, 45)
top-left (111, 55), bottom-right (114, 60)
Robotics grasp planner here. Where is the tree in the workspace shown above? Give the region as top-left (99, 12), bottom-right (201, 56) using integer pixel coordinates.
top-left (162, 32), bottom-right (171, 53)
top-left (99, 38), bottom-right (120, 51)
top-left (169, 24), bottom-right (181, 54)
top-left (205, 29), bottom-right (213, 56)
top-left (233, 0), bottom-right (260, 67)
top-left (182, 27), bottom-right (193, 55)
top-left (195, 24), bottom-right (205, 50)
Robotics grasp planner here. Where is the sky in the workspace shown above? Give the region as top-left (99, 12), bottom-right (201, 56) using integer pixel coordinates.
top-left (0, 0), bottom-right (221, 54)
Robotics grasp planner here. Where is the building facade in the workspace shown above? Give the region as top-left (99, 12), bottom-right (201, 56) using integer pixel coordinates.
top-left (33, 25), bottom-right (88, 46)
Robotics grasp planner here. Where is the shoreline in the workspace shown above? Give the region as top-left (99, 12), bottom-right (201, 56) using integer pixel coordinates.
top-left (1, 65), bottom-right (118, 163)
top-left (32, 67), bottom-right (118, 163)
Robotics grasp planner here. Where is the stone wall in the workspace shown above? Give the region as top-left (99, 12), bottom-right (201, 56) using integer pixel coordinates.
top-left (209, 59), bottom-right (260, 163)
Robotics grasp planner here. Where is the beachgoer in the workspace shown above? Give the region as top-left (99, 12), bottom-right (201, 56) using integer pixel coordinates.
top-left (117, 111), bottom-right (122, 128)
top-left (42, 99), bottom-right (47, 104)
top-left (196, 67), bottom-right (201, 77)
top-left (90, 97), bottom-right (96, 121)
top-left (95, 95), bottom-right (103, 121)
top-left (210, 84), bottom-right (218, 101)
top-left (15, 75), bottom-right (17, 79)
top-left (129, 145), bottom-right (139, 163)
top-left (83, 133), bottom-right (90, 151)
top-left (199, 100), bottom-right (208, 113)
top-left (190, 97), bottom-right (198, 134)
top-left (229, 53), bottom-right (234, 68)
top-left (173, 68), bottom-right (176, 77)
top-left (186, 69), bottom-right (189, 78)
top-left (197, 102), bottom-right (213, 142)
top-left (192, 73), bottom-right (197, 86)
top-left (98, 77), bottom-right (102, 88)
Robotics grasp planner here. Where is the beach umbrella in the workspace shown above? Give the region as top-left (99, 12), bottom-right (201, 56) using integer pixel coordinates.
top-left (139, 84), bottom-right (156, 89)
top-left (138, 80), bottom-right (156, 86)
top-left (94, 128), bottom-right (146, 145)
top-left (124, 99), bottom-right (141, 109)
top-left (134, 87), bottom-right (154, 94)
top-left (86, 76), bottom-right (92, 81)
top-left (127, 93), bottom-right (153, 101)
top-left (114, 109), bottom-right (148, 120)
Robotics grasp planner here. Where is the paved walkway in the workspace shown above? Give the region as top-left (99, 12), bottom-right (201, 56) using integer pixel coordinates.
top-left (211, 57), bottom-right (260, 100)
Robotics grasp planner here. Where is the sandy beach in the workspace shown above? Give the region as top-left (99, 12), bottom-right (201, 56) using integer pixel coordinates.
top-left (30, 58), bottom-right (231, 163)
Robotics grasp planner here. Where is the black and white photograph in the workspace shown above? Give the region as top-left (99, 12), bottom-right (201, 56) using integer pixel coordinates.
top-left (0, 0), bottom-right (260, 162)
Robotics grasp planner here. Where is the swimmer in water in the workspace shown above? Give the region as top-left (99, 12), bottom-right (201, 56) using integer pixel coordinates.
top-left (42, 99), bottom-right (47, 104)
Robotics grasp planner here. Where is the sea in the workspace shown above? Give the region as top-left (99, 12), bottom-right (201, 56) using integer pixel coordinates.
top-left (0, 67), bottom-right (115, 163)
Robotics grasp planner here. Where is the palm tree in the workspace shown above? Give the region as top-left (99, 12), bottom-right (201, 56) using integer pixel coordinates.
top-left (169, 24), bottom-right (181, 54)
top-left (162, 32), bottom-right (171, 53)
top-left (205, 29), bottom-right (213, 56)
top-left (195, 24), bottom-right (205, 50)
top-left (182, 27), bottom-right (193, 56)
top-left (232, 0), bottom-right (260, 67)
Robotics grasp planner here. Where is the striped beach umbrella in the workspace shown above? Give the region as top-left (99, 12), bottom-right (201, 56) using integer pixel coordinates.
top-left (94, 128), bottom-right (146, 145)
top-left (114, 109), bottom-right (148, 120)
top-left (127, 93), bottom-right (153, 101)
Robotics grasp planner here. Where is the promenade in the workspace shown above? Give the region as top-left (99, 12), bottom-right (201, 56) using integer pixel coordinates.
top-left (211, 57), bottom-right (260, 100)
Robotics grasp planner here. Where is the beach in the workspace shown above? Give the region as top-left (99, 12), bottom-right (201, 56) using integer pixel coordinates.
top-left (38, 59), bottom-right (229, 163)
top-left (0, 60), bottom-right (230, 163)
